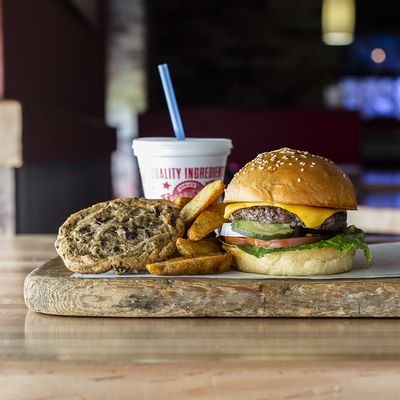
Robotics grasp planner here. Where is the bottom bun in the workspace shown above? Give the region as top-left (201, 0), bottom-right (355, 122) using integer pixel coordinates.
top-left (222, 245), bottom-right (356, 276)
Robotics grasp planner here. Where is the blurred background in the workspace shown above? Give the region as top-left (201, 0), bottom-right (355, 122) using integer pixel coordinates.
top-left (0, 0), bottom-right (399, 237)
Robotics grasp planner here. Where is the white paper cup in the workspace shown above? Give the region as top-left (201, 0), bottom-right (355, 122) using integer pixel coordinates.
top-left (132, 137), bottom-right (233, 200)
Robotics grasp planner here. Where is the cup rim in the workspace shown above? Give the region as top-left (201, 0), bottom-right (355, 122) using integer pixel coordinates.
top-left (132, 137), bottom-right (233, 157)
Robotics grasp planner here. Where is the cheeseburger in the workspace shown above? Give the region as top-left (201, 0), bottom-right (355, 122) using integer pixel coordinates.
top-left (221, 148), bottom-right (371, 275)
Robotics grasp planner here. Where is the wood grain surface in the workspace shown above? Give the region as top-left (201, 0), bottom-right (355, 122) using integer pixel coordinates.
top-left (25, 256), bottom-right (400, 318)
top-left (3, 235), bottom-right (400, 399)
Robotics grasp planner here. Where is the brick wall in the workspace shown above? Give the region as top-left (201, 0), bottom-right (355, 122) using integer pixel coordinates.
top-left (0, 168), bottom-right (14, 234)
top-left (107, 0), bottom-right (146, 197)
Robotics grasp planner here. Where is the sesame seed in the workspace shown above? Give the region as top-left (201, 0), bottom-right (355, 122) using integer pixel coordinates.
top-left (300, 168), bottom-right (304, 172)
top-left (297, 178), bottom-right (301, 182)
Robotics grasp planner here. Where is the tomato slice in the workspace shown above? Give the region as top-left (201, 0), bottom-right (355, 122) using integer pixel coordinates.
top-left (225, 236), bottom-right (249, 246)
top-left (246, 235), bottom-right (327, 248)
top-left (225, 235), bottom-right (327, 249)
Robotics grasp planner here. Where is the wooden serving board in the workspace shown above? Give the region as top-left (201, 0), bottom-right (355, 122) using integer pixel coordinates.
top-left (24, 257), bottom-right (400, 318)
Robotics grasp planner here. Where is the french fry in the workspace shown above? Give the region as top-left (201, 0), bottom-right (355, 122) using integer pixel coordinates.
top-left (179, 180), bottom-right (225, 224)
top-left (187, 209), bottom-right (226, 241)
top-left (176, 238), bottom-right (222, 256)
top-left (173, 196), bottom-right (193, 209)
top-left (146, 253), bottom-right (232, 275)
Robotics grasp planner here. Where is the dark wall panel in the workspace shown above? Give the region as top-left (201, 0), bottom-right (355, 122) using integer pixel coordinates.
top-left (3, 0), bottom-right (105, 118)
top-left (146, 0), bottom-right (341, 110)
top-left (16, 156), bottom-right (112, 233)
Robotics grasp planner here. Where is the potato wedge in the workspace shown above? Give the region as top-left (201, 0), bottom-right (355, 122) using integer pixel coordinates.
top-left (173, 196), bottom-right (193, 209)
top-left (187, 209), bottom-right (226, 241)
top-left (179, 180), bottom-right (225, 224)
top-left (176, 238), bottom-right (222, 256)
top-left (146, 253), bottom-right (232, 275)
top-left (206, 202), bottom-right (226, 216)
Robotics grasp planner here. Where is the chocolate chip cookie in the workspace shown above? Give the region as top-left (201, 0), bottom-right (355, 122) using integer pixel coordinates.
top-left (55, 198), bottom-right (185, 274)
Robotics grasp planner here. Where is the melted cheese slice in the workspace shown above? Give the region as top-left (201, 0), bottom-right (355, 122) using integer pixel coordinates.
top-left (224, 202), bottom-right (343, 228)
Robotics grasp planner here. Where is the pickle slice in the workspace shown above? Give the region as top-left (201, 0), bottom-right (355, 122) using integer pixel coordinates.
top-left (231, 220), bottom-right (294, 240)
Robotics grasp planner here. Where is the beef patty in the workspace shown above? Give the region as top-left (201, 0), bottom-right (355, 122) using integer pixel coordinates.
top-left (230, 206), bottom-right (347, 231)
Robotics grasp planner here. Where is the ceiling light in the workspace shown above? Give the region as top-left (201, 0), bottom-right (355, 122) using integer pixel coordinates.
top-left (322, 0), bottom-right (355, 46)
top-left (371, 48), bottom-right (386, 64)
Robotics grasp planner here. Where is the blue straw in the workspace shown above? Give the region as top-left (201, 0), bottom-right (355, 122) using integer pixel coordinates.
top-left (158, 64), bottom-right (186, 141)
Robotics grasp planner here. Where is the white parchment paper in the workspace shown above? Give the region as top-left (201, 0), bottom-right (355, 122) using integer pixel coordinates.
top-left (72, 242), bottom-right (400, 280)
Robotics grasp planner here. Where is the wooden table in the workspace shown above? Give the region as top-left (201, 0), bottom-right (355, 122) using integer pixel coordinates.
top-left (2, 235), bottom-right (400, 399)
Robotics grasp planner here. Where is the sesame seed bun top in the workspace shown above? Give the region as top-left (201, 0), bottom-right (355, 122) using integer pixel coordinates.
top-left (224, 148), bottom-right (357, 210)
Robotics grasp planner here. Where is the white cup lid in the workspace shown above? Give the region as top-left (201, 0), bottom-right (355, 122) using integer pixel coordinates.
top-left (132, 137), bottom-right (233, 157)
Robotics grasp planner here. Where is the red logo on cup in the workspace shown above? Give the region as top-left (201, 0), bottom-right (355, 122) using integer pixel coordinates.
top-left (173, 180), bottom-right (204, 198)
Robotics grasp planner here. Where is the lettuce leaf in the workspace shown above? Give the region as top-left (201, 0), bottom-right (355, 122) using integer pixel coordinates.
top-left (232, 225), bottom-right (372, 264)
